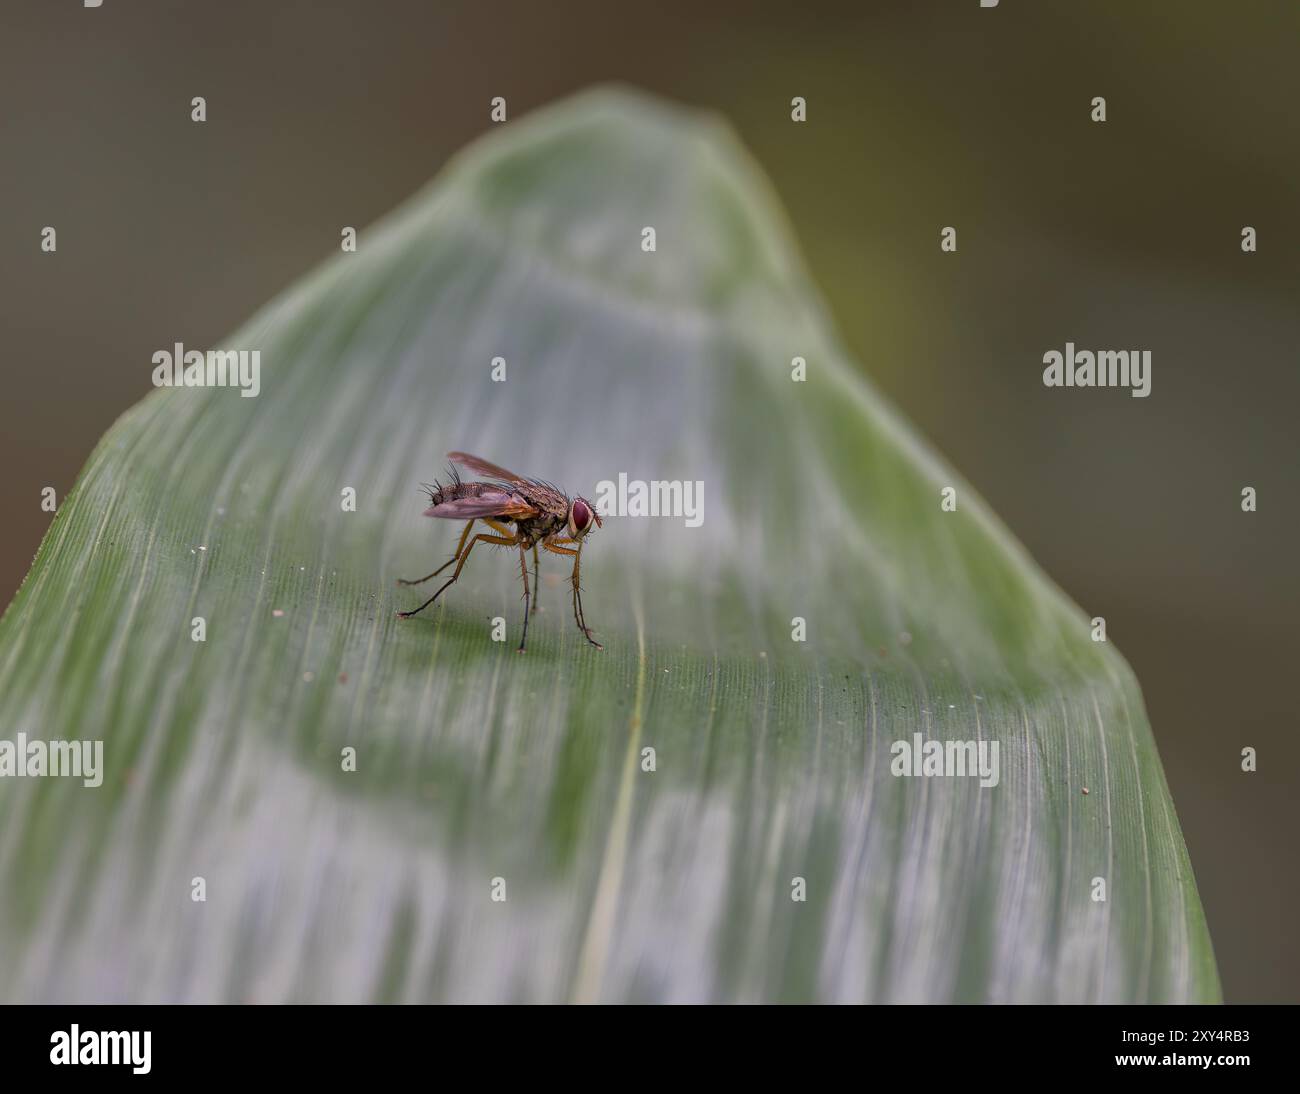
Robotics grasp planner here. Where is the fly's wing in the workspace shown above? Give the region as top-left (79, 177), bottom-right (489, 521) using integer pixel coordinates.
top-left (446, 452), bottom-right (569, 520)
top-left (447, 452), bottom-right (529, 484)
top-left (422, 487), bottom-right (538, 521)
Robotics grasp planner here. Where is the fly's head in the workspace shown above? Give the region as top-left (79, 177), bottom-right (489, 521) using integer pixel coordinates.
top-left (567, 497), bottom-right (602, 540)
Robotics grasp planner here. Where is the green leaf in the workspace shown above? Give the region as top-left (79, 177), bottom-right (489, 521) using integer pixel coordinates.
top-left (0, 87), bottom-right (1218, 1003)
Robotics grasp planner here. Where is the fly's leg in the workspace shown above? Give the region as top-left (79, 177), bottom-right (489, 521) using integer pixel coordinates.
top-left (516, 544), bottom-right (532, 653)
top-left (397, 520), bottom-right (474, 586)
top-left (531, 544), bottom-right (541, 618)
top-left (476, 519), bottom-right (539, 621)
top-left (543, 539), bottom-right (602, 650)
top-left (397, 531), bottom-right (517, 618)
top-left (570, 544), bottom-right (599, 647)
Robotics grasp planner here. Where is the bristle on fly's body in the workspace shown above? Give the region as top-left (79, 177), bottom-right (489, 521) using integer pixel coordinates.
top-left (420, 464), bottom-right (461, 508)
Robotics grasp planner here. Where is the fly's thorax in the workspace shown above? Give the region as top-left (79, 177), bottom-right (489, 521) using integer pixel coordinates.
top-left (515, 511), bottom-right (567, 547)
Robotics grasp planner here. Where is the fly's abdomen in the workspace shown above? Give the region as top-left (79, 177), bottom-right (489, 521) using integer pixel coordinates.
top-left (427, 480), bottom-right (497, 507)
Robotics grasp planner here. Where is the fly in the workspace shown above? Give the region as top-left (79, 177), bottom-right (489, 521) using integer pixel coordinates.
top-left (396, 451), bottom-right (603, 652)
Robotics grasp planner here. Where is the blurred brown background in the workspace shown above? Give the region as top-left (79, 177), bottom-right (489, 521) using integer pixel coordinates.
top-left (1, 1), bottom-right (1295, 1001)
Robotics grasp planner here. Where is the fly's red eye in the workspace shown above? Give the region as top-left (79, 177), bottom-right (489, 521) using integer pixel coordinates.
top-left (572, 499), bottom-right (592, 532)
